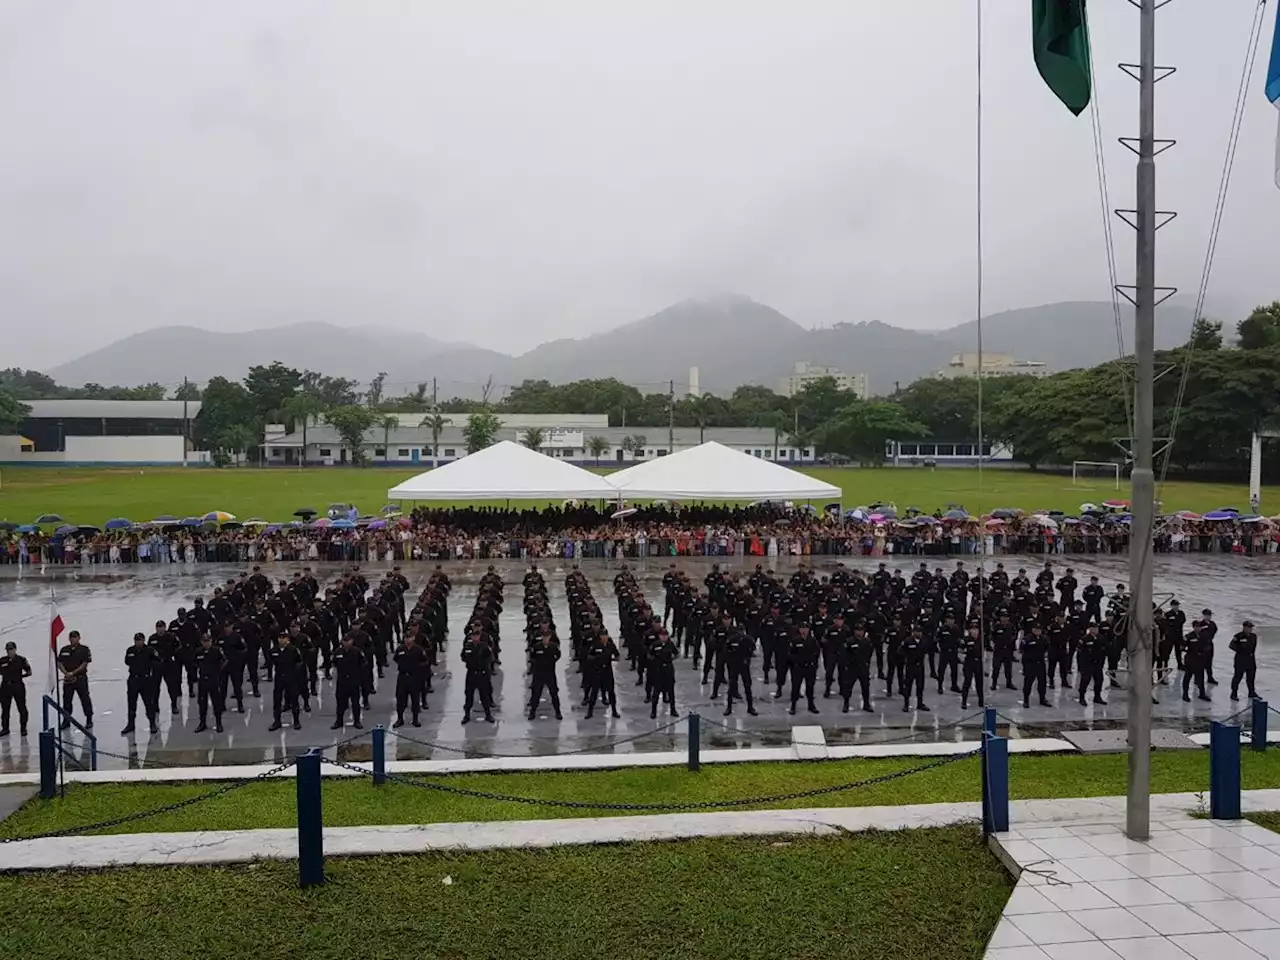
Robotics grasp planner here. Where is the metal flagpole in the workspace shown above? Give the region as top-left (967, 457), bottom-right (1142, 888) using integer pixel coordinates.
top-left (1124, 0), bottom-right (1168, 841)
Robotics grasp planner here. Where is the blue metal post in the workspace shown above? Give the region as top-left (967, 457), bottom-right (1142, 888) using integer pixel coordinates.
top-left (982, 734), bottom-right (1010, 835)
top-left (372, 725), bottom-right (386, 786)
top-left (38, 730), bottom-right (56, 800)
top-left (688, 713), bottom-right (701, 772)
top-left (984, 707), bottom-right (997, 739)
top-left (296, 748), bottom-right (325, 887)
top-left (1253, 699), bottom-right (1268, 752)
top-left (1210, 721), bottom-right (1242, 821)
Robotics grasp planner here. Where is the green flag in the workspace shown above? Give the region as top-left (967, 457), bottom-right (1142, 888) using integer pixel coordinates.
top-left (1032, 0), bottom-right (1092, 116)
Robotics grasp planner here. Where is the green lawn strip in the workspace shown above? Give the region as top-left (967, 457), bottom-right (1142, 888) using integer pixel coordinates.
top-left (0, 829), bottom-right (1011, 960)
top-left (1246, 813), bottom-right (1280, 834)
top-left (1, 748), bottom-right (1262, 839)
top-left (0, 464), bottom-right (1262, 525)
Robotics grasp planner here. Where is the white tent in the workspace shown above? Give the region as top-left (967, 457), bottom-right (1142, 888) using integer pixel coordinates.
top-left (387, 441), bottom-right (619, 501)
top-left (604, 441), bottom-right (841, 501)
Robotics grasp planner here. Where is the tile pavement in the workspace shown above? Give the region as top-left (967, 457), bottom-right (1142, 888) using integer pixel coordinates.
top-left (988, 814), bottom-right (1280, 959)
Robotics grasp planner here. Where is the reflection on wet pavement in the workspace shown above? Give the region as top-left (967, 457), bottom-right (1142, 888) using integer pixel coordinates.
top-left (0, 555), bottom-right (1275, 773)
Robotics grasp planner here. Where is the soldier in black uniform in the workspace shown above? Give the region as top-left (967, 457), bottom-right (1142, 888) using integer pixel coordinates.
top-left (1182, 621), bottom-right (1212, 703)
top-left (194, 634), bottom-right (226, 733)
top-left (1200, 609), bottom-right (1219, 686)
top-left (121, 632), bottom-right (158, 735)
top-left (648, 631), bottom-right (679, 719)
top-left (148, 619), bottom-right (183, 714)
top-left (0, 641), bottom-right (32, 736)
top-left (330, 634), bottom-right (366, 730)
top-left (837, 623), bottom-right (873, 714)
top-left (935, 613), bottom-right (962, 695)
top-left (722, 621), bottom-right (757, 717)
top-left (787, 622), bottom-right (820, 715)
top-left (1082, 577), bottom-right (1105, 625)
top-left (583, 631), bottom-right (621, 719)
top-left (900, 625), bottom-right (930, 713)
top-left (990, 613), bottom-right (1017, 692)
top-left (218, 622), bottom-right (248, 713)
top-left (268, 633), bottom-right (305, 731)
top-left (1020, 624), bottom-right (1050, 708)
top-left (57, 630), bottom-right (93, 730)
top-left (959, 623), bottom-right (985, 710)
top-left (528, 633), bottom-right (563, 720)
top-left (1047, 611), bottom-right (1072, 689)
top-left (1077, 624), bottom-right (1106, 705)
top-left (1230, 620), bottom-right (1259, 702)
top-left (392, 632), bottom-right (430, 727)
top-left (461, 632), bottom-right (495, 724)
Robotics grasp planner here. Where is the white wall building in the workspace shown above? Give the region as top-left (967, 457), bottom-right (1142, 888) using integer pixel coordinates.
top-left (937, 353), bottom-right (1051, 378)
top-left (779, 361), bottom-right (869, 399)
top-left (2, 399), bottom-right (203, 464)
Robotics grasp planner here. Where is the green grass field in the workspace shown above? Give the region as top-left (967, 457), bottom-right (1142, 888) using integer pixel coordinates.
top-left (0, 748), bottom-right (1251, 839)
top-left (0, 464), bottom-right (1265, 527)
top-left (0, 829), bottom-right (1011, 960)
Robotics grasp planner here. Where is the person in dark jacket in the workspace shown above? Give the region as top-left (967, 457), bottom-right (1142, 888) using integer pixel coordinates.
top-left (122, 632), bottom-right (158, 736)
top-left (0, 641), bottom-right (32, 737)
top-left (1229, 620), bottom-right (1259, 702)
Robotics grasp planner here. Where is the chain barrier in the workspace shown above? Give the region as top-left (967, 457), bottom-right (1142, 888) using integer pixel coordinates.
top-left (320, 747), bottom-right (980, 813)
top-left (0, 757), bottom-right (299, 845)
top-left (386, 717), bottom-right (686, 759)
top-left (87, 732), bottom-right (372, 771)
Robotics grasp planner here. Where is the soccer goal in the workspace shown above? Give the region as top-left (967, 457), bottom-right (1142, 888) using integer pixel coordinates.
top-left (1072, 461), bottom-right (1121, 489)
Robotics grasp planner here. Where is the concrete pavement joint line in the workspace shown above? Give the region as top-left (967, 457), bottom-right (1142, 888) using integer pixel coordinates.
top-left (791, 725), bottom-right (829, 760)
top-left (0, 736), bottom-right (1079, 786)
top-left (13, 789), bottom-right (1280, 872)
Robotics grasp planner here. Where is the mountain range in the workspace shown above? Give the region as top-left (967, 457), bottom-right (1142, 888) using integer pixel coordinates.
top-left (46, 295), bottom-right (1200, 398)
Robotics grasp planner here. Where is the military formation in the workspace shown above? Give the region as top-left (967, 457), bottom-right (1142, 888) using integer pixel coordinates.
top-left (0, 557), bottom-right (1263, 740)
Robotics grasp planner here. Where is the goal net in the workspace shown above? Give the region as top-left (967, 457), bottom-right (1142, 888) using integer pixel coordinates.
top-left (1072, 461), bottom-right (1121, 490)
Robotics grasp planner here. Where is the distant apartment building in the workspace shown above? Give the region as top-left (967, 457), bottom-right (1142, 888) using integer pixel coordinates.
top-left (938, 352), bottom-right (1050, 379)
top-left (779, 361), bottom-right (869, 399)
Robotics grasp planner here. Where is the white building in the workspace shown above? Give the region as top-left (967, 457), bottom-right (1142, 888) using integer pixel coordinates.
top-left (937, 353), bottom-right (1050, 379)
top-left (262, 413), bottom-right (815, 467)
top-left (1, 399), bottom-right (204, 464)
top-left (779, 361), bottom-right (869, 399)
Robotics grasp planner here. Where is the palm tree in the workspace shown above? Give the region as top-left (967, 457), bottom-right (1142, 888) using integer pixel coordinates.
top-left (690, 394), bottom-right (711, 444)
top-left (586, 435), bottom-right (609, 466)
top-left (378, 413), bottom-right (399, 463)
top-left (522, 426), bottom-right (546, 450)
top-left (280, 393), bottom-right (325, 467)
top-left (762, 411), bottom-right (789, 461)
top-left (418, 409), bottom-right (448, 465)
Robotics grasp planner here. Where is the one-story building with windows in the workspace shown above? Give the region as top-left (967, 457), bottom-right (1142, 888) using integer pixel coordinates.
top-left (261, 412), bottom-right (815, 467)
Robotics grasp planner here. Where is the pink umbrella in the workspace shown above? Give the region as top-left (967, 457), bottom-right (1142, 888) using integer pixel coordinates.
top-left (984, 518), bottom-right (1005, 528)
top-left (869, 513), bottom-right (885, 522)
top-left (313, 517), bottom-right (332, 527)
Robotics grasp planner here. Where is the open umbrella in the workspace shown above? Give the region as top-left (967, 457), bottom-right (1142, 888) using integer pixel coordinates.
top-left (293, 508), bottom-right (318, 519)
top-left (243, 519), bottom-right (269, 527)
top-left (367, 519), bottom-right (388, 530)
top-left (180, 517), bottom-right (204, 527)
top-left (76, 525), bottom-right (100, 534)
top-left (943, 509), bottom-right (970, 521)
top-left (823, 502), bottom-right (842, 514)
top-left (984, 518), bottom-right (1006, 528)
top-left (612, 507), bottom-right (638, 520)
top-left (264, 524), bottom-right (282, 534)
top-left (53, 524), bottom-right (77, 536)
top-left (847, 508), bottom-right (869, 522)
top-left (0, 521), bottom-right (17, 531)
top-left (34, 513), bottom-right (63, 524)
top-left (220, 522), bottom-right (244, 530)
top-left (990, 508), bottom-right (1021, 519)
top-left (381, 504), bottom-right (401, 515)
top-left (204, 511), bottom-right (235, 524)
top-left (313, 517), bottom-right (333, 527)
top-left (1203, 510), bottom-right (1236, 521)
top-left (104, 518), bottom-right (133, 530)
top-left (1238, 514), bottom-right (1267, 523)
top-left (152, 514), bottom-right (179, 523)
top-left (330, 519), bottom-right (356, 530)
top-left (15, 524), bottom-right (37, 533)
top-left (1103, 499), bottom-right (1131, 510)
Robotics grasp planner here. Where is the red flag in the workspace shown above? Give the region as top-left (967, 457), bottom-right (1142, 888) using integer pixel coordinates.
top-left (49, 601), bottom-right (64, 694)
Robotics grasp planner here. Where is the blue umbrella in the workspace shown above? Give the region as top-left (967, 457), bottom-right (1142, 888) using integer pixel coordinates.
top-left (54, 524), bottom-right (77, 536)
top-left (152, 514), bottom-right (179, 523)
top-left (104, 518), bottom-right (132, 530)
top-left (1203, 510), bottom-right (1236, 521)
top-left (16, 524), bottom-right (37, 533)
top-left (330, 519), bottom-right (356, 530)
top-left (180, 517), bottom-right (204, 527)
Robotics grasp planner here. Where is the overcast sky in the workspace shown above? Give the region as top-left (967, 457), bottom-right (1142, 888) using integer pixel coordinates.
top-left (2, 0), bottom-right (1278, 368)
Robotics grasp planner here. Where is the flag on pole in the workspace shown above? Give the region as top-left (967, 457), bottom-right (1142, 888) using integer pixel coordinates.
top-left (49, 596), bottom-right (64, 695)
top-left (1267, 4), bottom-right (1280, 188)
top-left (1032, 0), bottom-right (1093, 116)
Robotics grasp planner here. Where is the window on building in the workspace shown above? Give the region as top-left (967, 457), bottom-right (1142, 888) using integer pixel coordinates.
top-left (634, 449), bottom-right (645, 459)
top-left (936, 444), bottom-right (954, 457)
top-left (270, 448), bottom-right (281, 456)
top-left (918, 443), bottom-right (936, 457)
top-left (397, 448), bottom-right (410, 457)
top-left (443, 448), bottom-right (456, 457)
top-left (954, 443), bottom-right (974, 456)
top-left (900, 444), bottom-right (918, 456)
top-left (374, 447), bottom-right (386, 457)
top-left (319, 448), bottom-right (332, 457)
top-left (657, 449), bottom-right (667, 457)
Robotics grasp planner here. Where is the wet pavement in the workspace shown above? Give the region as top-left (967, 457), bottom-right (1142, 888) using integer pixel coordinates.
top-left (0, 555), bottom-right (1276, 773)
